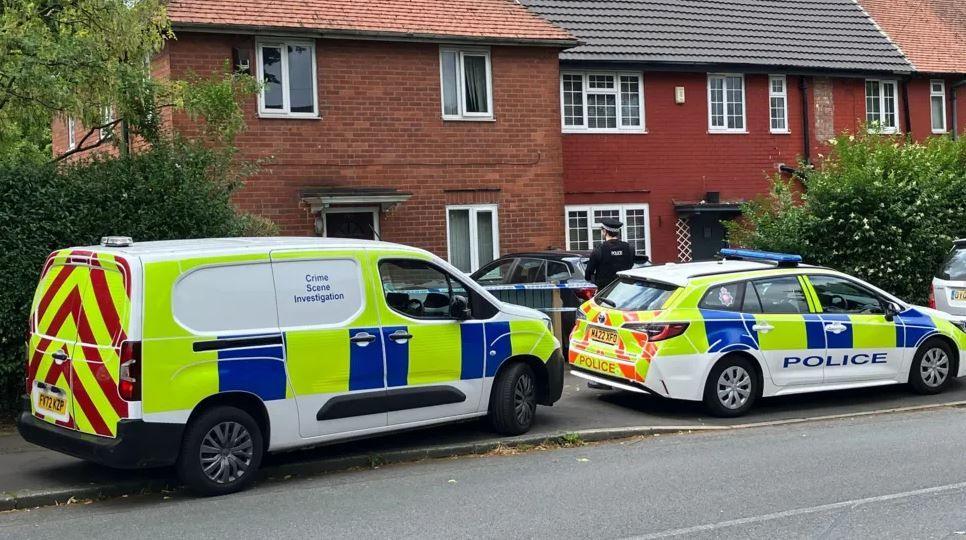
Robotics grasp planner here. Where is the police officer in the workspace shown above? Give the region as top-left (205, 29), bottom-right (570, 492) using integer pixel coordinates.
top-left (584, 218), bottom-right (635, 289)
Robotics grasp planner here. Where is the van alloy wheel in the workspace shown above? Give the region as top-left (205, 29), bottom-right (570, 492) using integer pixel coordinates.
top-left (200, 421), bottom-right (254, 484)
top-left (920, 347), bottom-right (950, 388)
top-left (716, 366), bottom-right (752, 410)
top-left (514, 373), bottom-right (536, 426)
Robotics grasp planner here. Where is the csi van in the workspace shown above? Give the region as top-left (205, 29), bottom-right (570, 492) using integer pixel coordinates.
top-left (18, 237), bottom-right (563, 495)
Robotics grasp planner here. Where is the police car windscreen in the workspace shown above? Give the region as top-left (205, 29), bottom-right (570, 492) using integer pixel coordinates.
top-left (597, 278), bottom-right (677, 311)
top-left (940, 247), bottom-right (966, 281)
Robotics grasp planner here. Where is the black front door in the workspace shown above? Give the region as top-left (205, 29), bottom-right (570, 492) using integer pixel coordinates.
top-left (325, 211), bottom-right (376, 240)
top-left (689, 213), bottom-right (730, 261)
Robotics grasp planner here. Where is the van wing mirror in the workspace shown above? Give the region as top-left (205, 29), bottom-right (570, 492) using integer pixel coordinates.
top-left (450, 295), bottom-right (472, 320)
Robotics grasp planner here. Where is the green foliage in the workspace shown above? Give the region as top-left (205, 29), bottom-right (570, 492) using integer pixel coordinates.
top-left (727, 133), bottom-right (966, 303)
top-left (0, 141), bottom-right (276, 413)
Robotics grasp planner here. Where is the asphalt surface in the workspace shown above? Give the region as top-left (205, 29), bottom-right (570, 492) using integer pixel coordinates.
top-left (3, 373), bottom-right (966, 500)
top-left (4, 406), bottom-right (966, 539)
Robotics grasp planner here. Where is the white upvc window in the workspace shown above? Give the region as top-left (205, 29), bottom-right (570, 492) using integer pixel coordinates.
top-left (440, 47), bottom-right (493, 120)
top-left (560, 71), bottom-right (645, 132)
top-left (931, 80), bottom-right (947, 134)
top-left (100, 106), bottom-right (114, 141)
top-left (446, 204), bottom-right (499, 272)
top-left (256, 40), bottom-right (319, 118)
top-left (565, 204), bottom-right (651, 257)
top-left (865, 79), bottom-right (899, 133)
top-left (708, 74), bottom-right (746, 132)
top-left (769, 75), bottom-right (789, 133)
top-left (66, 117), bottom-right (76, 150)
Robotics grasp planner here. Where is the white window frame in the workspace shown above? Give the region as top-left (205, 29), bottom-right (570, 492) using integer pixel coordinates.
top-left (99, 106), bottom-right (114, 141)
top-left (930, 80), bottom-right (947, 134)
top-left (865, 79), bottom-right (900, 134)
top-left (564, 204), bottom-right (651, 258)
top-left (445, 204), bottom-right (500, 272)
top-left (256, 39), bottom-right (319, 119)
top-left (559, 71), bottom-right (645, 133)
top-left (707, 73), bottom-right (747, 133)
top-left (66, 117), bottom-right (76, 150)
top-left (439, 47), bottom-right (493, 121)
top-left (768, 75), bottom-right (789, 134)
top-left (319, 206), bottom-right (380, 238)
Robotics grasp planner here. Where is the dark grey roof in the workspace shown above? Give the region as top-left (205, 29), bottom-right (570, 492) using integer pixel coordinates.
top-left (519, 0), bottom-right (912, 72)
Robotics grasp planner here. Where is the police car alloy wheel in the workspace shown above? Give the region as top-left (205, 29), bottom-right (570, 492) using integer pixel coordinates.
top-left (909, 339), bottom-right (955, 395)
top-left (703, 355), bottom-right (759, 417)
top-left (489, 362), bottom-right (538, 436)
top-left (177, 406), bottom-right (264, 496)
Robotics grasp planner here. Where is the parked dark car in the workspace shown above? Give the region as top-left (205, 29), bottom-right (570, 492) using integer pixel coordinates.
top-left (469, 251), bottom-right (649, 348)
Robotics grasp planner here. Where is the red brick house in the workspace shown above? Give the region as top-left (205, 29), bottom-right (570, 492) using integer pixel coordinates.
top-left (521, 0), bottom-right (946, 263)
top-left (52, 0), bottom-right (576, 273)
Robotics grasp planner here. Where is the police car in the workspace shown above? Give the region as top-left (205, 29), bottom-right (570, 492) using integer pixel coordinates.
top-left (569, 249), bottom-right (966, 417)
top-left (18, 237), bottom-right (563, 495)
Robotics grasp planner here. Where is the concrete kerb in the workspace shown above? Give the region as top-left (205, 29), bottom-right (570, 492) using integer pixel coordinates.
top-left (4, 400), bottom-right (966, 511)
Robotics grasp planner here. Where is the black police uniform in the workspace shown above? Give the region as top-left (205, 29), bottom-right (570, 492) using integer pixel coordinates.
top-left (584, 219), bottom-right (635, 288)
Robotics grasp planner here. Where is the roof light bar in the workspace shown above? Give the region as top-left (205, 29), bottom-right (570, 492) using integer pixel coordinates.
top-left (101, 236), bottom-right (133, 248)
top-left (719, 248), bottom-right (802, 265)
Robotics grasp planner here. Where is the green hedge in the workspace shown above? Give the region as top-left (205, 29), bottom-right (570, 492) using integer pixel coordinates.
top-left (0, 142), bottom-right (274, 414)
top-left (728, 132), bottom-right (966, 304)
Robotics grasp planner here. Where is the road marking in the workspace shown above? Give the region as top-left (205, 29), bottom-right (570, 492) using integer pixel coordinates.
top-left (628, 480), bottom-right (966, 539)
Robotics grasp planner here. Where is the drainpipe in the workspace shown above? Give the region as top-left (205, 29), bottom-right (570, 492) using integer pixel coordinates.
top-left (901, 79), bottom-right (912, 136)
top-left (799, 76), bottom-right (810, 165)
top-left (953, 79), bottom-right (966, 140)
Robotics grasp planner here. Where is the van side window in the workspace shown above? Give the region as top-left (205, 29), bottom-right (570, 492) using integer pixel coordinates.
top-left (379, 259), bottom-right (467, 320)
top-left (751, 276), bottom-right (810, 314)
top-left (173, 263), bottom-right (278, 333)
top-left (699, 282), bottom-right (743, 311)
top-left (272, 259), bottom-right (365, 327)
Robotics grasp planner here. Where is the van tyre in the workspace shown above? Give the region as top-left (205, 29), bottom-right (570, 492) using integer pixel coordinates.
top-left (177, 406), bottom-right (263, 496)
top-left (489, 362), bottom-right (537, 436)
top-left (909, 338), bottom-right (954, 395)
top-left (703, 355), bottom-right (759, 418)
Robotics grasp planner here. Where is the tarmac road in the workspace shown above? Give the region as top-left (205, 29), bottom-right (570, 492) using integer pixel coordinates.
top-left (4, 406), bottom-right (966, 539)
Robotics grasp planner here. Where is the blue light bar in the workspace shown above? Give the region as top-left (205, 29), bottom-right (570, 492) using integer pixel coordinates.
top-left (719, 248), bottom-right (802, 264)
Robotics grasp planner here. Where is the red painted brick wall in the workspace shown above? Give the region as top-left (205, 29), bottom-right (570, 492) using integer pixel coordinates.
top-left (163, 32), bottom-right (565, 261)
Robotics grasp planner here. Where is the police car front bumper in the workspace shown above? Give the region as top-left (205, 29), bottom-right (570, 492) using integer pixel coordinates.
top-left (17, 398), bottom-right (183, 469)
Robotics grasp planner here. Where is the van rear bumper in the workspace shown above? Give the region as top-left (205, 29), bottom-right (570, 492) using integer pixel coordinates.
top-left (17, 402), bottom-right (183, 469)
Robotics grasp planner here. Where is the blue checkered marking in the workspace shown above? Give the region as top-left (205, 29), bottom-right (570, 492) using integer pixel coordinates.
top-left (382, 326), bottom-right (409, 388)
top-left (484, 321), bottom-right (512, 377)
top-left (701, 310), bottom-right (758, 353)
top-left (460, 323), bottom-right (485, 380)
top-left (818, 313), bottom-right (853, 349)
top-left (217, 336), bottom-right (286, 401)
top-left (349, 327), bottom-right (385, 391)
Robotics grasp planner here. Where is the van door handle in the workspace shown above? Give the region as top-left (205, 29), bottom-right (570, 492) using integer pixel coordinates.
top-left (51, 351), bottom-right (69, 363)
top-left (350, 332), bottom-right (376, 346)
top-left (824, 322), bottom-right (848, 334)
top-left (751, 323), bottom-right (774, 333)
top-left (389, 330), bottom-right (413, 343)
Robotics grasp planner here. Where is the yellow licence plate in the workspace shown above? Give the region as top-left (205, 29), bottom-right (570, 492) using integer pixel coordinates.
top-left (952, 289), bottom-right (966, 301)
top-left (588, 326), bottom-right (619, 346)
top-left (37, 387), bottom-right (67, 416)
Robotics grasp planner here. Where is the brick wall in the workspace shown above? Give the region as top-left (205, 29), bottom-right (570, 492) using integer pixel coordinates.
top-left (162, 32), bottom-right (566, 261)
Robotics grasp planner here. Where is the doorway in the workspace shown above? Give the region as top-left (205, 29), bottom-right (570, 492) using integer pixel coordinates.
top-left (323, 208), bottom-right (379, 240)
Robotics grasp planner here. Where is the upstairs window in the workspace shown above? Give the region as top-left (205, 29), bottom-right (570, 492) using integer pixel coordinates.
top-left (931, 80), bottom-right (947, 134)
top-left (769, 75), bottom-right (789, 133)
top-left (100, 106), bottom-right (114, 141)
top-left (66, 117), bottom-right (76, 150)
top-left (865, 79), bottom-right (899, 133)
top-left (257, 40), bottom-right (318, 118)
top-left (708, 74), bottom-right (745, 132)
top-left (440, 48), bottom-right (492, 120)
top-left (560, 71), bottom-right (644, 132)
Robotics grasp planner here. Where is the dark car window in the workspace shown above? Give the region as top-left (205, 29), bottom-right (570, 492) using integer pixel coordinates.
top-left (472, 259), bottom-right (515, 285)
top-left (750, 276), bottom-right (810, 314)
top-left (699, 282), bottom-right (743, 311)
top-left (809, 275), bottom-right (884, 314)
top-left (379, 259), bottom-right (467, 319)
top-left (742, 282), bottom-right (763, 313)
top-left (508, 258), bottom-right (546, 284)
top-left (597, 278), bottom-right (677, 311)
top-left (547, 261), bottom-right (571, 282)
top-left (939, 246), bottom-right (966, 281)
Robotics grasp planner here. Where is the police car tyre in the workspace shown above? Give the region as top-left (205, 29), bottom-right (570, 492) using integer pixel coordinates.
top-left (908, 338), bottom-right (955, 395)
top-left (488, 362), bottom-right (537, 436)
top-left (177, 406), bottom-right (264, 496)
top-left (703, 355), bottom-right (759, 418)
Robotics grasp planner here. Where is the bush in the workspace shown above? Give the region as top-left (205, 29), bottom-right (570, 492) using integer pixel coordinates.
top-left (728, 132), bottom-right (966, 304)
top-left (0, 141), bottom-right (275, 414)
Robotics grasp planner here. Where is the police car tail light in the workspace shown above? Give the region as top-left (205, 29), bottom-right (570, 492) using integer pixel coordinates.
top-left (119, 341), bottom-right (142, 401)
top-left (575, 287), bottom-right (597, 301)
top-left (623, 322), bottom-right (690, 342)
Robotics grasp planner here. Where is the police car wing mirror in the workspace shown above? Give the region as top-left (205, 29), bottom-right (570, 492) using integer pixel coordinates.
top-left (884, 301), bottom-right (902, 321)
top-left (450, 295), bottom-right (472, 320)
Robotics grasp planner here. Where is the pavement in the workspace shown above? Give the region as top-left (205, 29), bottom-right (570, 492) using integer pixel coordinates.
top-left (5, 406), bottom-right (966, 539)
top-left (3, 373), bottom-right (966, 510)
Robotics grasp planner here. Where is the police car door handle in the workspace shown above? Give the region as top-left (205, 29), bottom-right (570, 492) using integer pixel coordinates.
top-left (824, 322), bottom-right (848, 334)
top-left (389, 330), bottom-right (413, 343)
top-left (350, 332), bottom-right (377, 346)
top-left (751, 323), bottom-right (774, 333)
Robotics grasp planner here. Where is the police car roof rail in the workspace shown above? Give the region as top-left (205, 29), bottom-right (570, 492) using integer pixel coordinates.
top-left (717, 248), bottom-right (802, 268)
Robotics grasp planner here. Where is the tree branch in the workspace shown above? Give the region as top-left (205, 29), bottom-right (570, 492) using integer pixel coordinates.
top-left (50, 118), bottom-right (123, 163)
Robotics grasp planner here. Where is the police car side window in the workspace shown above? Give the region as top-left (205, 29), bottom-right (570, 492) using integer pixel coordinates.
top-left (808, 275), bottom-right (884, 314)
top-left (698, 282), bottom-right (743, 311)
top-left (752, 277), bottom-right (810, 314)
top-left (742, 281), bottom-right (763, 313)
top-left (379, 259), bottom-right (467, 320)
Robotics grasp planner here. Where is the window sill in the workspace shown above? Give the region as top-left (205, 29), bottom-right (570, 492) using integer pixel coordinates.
top-left (708, 130), bottom-right (748, 135)
top-left (257, 114), bottom-right (322, 120)
top-left (442, 116), bottom-right (496, 122)
top-left (769, 130), bottom-right (791, 135)
top-left (932, 129), bottom-right (948, 135)
top-left (563, 129), bottom-right (648, 135)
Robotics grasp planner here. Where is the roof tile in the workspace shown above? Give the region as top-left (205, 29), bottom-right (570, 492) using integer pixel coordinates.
top-left (859, 0), bottom-right (966, 74)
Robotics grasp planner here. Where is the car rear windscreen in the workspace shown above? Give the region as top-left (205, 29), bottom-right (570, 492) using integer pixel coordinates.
top-left (939, 247), bottom-right (966, 280)
top-left (596, 278), bottom-right (677, 311)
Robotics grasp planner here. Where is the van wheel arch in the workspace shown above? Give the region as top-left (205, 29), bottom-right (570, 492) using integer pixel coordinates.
top-left (186, 392), bottom-right (271, 453)
top-left (494, 355), bottom-right (553, 405)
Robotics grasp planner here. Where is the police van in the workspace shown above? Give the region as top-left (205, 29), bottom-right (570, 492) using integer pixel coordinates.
top-left (569, 249), bottom-right (966, 417)
top-left (18, 237), bottom-right (563, 494)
